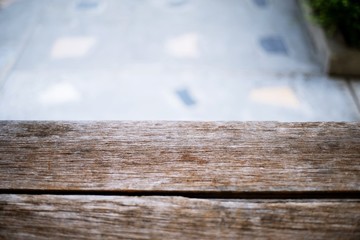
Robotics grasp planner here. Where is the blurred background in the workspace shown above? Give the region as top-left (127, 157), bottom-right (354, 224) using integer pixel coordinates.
top-left (0, 0), bottom-right (359, 121)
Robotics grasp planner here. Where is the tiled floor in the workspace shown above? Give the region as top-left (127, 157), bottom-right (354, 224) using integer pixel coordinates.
top-left (0, 0), bottom-right (359, 121)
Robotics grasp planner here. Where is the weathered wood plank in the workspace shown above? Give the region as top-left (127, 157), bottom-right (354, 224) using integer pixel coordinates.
top-left (0, 195), bottom-right (359, 239)
top-left (0, 121), bottom-right (359, 191)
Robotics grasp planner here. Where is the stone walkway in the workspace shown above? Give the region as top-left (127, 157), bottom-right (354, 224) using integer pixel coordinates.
top-left (0, 0), bottom-right (359, 121)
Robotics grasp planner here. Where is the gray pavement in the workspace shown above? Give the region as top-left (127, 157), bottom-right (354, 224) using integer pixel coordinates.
top-left (0, 0), bottom-right (359, 121)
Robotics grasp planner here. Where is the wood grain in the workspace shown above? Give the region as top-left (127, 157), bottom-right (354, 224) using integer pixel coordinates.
top-left (0, 195), bottom-right (359, 239)
top-left (0, 121), bottom-right (359, 192)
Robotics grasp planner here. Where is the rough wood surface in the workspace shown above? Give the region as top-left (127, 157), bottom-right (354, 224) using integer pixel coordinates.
top-left (0, 121), bottom-right (359, 192)
top-left (0, 195), bottom-right (359, 239)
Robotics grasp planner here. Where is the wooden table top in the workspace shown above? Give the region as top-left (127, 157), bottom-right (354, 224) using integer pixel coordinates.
top-left (1, 121), bottom-right (359, 239)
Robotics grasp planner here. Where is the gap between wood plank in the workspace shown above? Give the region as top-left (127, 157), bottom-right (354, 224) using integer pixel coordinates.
top-left (0, 189), bottom-right (359, 199)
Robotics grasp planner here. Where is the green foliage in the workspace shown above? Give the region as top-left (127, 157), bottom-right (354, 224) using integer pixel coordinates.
top-left (308, 0), bottom-right (360, 48)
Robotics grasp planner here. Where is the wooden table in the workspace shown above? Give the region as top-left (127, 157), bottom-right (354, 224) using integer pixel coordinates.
top-left (0, 121), bottom-right (359, 239)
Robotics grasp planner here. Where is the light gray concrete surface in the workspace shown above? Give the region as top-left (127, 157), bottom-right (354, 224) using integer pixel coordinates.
top-left (0, 0), bottom-right (40, 84)
top-left (0, 0), bottom-right (359, 121)
top-left (351, 80), bottom-right (360, 112)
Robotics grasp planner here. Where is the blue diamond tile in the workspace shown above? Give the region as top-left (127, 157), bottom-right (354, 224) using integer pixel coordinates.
top-left (253, 0), bottom-right (268, 7)
top-left (76, 0), bottom-right (99, 10)
top-left (176, 88), bottom-right (196, 106)
top-left (260, 36), bottom-right (288, 55)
